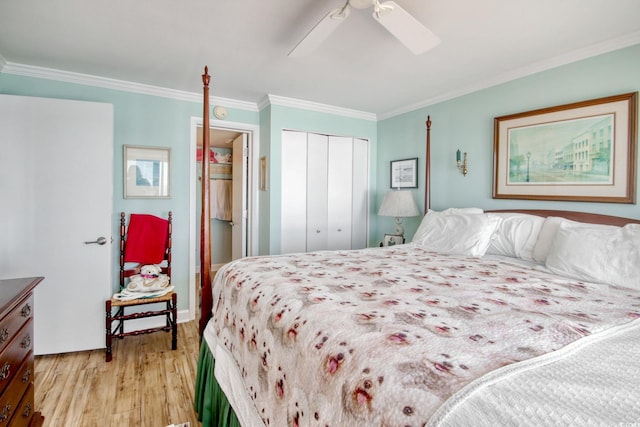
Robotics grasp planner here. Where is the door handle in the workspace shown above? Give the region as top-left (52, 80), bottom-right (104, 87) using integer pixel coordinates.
top-left (84, 236), bottom-right (107, 245)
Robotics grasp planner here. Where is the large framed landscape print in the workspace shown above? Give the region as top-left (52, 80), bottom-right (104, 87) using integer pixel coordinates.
top-left (493, 92), bottom-right (637, 203)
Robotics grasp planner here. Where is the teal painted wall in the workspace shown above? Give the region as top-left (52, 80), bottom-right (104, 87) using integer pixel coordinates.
top-left (258, 106), bottom-right (272, 255)
top-left (0, 73), bottom-right (258, 311)
top-left (265, 104), bottom-right (378, 254)
top-left (377, 44), bottom-right (640, 241)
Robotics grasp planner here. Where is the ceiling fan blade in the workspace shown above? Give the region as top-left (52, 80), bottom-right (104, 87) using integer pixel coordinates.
top-left (289, 7), bottom-right (351, 58)
top-left (373, 1), bottom-right (440, 55)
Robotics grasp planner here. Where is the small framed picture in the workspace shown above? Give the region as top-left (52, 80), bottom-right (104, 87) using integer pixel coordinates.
top-left (390, 157), bottom-right (418, 188)
top-left (383, 234), bottom-right (404, 247)
top-left (124, 145), bottom-right (171, 198)
top-left (260, 156), bottom-right (268, 191)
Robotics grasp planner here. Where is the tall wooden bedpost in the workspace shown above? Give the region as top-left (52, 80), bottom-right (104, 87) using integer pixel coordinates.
top-left (425, 116), bottom-right (431, 213)
top-left (200, 66), bottom-right (212, 338)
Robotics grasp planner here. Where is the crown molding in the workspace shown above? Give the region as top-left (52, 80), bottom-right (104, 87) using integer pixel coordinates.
top-left (3, 31), bottom-right (637, 122)
top-left (262, 94), bottom-right (377, 122)
top-left (380, 32), bottom-right (640, 120)
top-left (1, 62), bottom-right (259, 112)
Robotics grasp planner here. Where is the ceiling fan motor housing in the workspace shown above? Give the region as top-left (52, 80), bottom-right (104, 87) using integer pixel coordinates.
top-left (349, 0), bottom-right (376, 9)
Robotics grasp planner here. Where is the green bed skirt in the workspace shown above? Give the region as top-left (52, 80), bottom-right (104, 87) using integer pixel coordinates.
top-left (194, 338), bottom-right (242, 427)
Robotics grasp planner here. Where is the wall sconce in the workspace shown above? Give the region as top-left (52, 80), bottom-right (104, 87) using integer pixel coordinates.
top-left (456, 149), bottom-right (468, 176)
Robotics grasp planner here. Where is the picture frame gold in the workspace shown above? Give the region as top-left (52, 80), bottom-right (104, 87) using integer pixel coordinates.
top-left (260, 156), bottom-right (268, 191)
top-left (493, 92), bottom-right (637, 203)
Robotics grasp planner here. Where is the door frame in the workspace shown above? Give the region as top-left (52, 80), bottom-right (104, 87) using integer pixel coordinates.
top-left (189, 117), bottom-right (259, 320)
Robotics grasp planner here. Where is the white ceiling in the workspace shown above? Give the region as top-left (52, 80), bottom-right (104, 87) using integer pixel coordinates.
top-left (1, 0), bottom-right (639, 118)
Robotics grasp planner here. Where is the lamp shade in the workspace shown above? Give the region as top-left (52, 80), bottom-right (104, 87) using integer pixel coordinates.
top-left (378, 190), bottom-right (420, 217)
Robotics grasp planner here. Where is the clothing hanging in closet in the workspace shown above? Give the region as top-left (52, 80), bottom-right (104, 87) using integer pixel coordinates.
top-left (210, 179), bottom-right (232, 221)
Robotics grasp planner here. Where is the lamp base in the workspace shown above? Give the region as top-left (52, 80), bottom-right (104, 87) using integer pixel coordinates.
top-left (394, 217), bottom-right (405, 239)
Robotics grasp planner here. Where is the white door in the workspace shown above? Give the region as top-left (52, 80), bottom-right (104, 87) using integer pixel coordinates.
top-left (327, 136), bottom-right (353, 250)
top-left (0, 95), bottom-right (113, 355)
top-left (352, 138), bottom-right (369, 249)
top-left (281, 131), bottom-right (308, 254)
top-left (231, 134), bottom-right (248, 260)
top-left (306, 133), bottom-right (328, 252)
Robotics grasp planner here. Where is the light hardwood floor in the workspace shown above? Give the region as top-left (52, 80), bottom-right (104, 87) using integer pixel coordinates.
top-left (34, 320), bottom-right (202, 427)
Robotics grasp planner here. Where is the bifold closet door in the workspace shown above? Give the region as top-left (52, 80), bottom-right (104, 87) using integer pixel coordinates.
top-left (351, 138), bottom-right (369, 249)
top-left (326, 136), bottom-right (353, 250)
top-left (281, 131), bottom-right (307, 254)
top-left (281, 130), bottom-right (369, 255)
top-left (306, 133), bottom-right (329, 252)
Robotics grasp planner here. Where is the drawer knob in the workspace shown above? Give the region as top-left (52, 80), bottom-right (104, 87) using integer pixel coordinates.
top-left (0, 363), bottom-right (9, 381)
top-left (21, 368), bottom-right (31, 383)
top-left (0, 404), bottom-right (10, 422)
top-left (21, 303), bottom-right (31, 318)
top-left (22, 403), bottom-right (31, 419)
top-left (0, 329), bottom-right (8, 344)
top-left (21, 334), bottom-right (31, 349)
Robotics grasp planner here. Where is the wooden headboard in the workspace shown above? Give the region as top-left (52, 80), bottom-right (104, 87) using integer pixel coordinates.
top-left (487, 209), bottom-right (640, 226)
top-left (197, 98), bottom-right (640, 338)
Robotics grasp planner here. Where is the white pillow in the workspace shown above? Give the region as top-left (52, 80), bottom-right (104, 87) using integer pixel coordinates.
top-left (545, 221), bottom-right (640, 288)
top-left (413, 208), bottom-right (484, 243)
top-left (486, 213), bottom-right (544, 261)
top-left (439, 207), bottom-right (484, 215)
top-left (531, 217), bottom-right (569, 263)
top-left (412, 212), bottom-right (501, 257)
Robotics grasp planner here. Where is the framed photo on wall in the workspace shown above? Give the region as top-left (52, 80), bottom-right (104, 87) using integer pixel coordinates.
top-left (390, 157), bottom-right (418, 188)
top-left (124, 145), bottom-right (171, 198)
top-left (260, 156), bottom-right (268, 191)
top-left (493, 92), bottom-right (637, 203)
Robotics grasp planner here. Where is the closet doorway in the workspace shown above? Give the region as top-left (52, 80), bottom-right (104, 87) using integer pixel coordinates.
top-left (189, 118), bottom-right (259, 320)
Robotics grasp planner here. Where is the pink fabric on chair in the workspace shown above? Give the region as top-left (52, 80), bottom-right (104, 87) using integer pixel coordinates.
top-left (123, 214), bottom-right (169, 264)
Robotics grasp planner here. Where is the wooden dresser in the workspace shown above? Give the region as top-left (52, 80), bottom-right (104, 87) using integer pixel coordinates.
top-left (0, 277), bottom-right (44, 427)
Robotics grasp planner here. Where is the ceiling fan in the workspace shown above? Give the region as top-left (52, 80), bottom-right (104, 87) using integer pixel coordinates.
top-left (288, 0), bottom-right (440, 57)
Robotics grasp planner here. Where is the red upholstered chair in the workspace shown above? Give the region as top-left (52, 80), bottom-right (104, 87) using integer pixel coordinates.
top-left (105, 212), bottom-right (177, 362)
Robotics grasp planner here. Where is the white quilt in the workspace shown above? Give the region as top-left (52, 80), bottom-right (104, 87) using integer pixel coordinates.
top-left (429, 318), bottom-right (640, 426)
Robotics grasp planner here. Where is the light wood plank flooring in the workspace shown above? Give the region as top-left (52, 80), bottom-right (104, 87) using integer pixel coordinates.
top-left (34, 320), bottom-right (202, 427)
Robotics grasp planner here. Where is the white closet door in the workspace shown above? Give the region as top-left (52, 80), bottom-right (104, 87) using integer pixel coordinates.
top-left (351, 138), bottom-right (369, 249)
top-left (281, 131), bottom-right (308, 254)
top-left (327, 136), bottom-right (353, 250)
top-left (306, 134), bottom-right (329, 252)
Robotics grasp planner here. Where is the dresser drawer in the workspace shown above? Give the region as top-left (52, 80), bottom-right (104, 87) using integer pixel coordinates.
top-left (9, 383), bottom-right (34, 427)
top-left (0, 354), bottom-right (31, 426)
top-left (0, 320), bottom-right (33, 396)
top-left (0, 295), bottom-right (33, 357)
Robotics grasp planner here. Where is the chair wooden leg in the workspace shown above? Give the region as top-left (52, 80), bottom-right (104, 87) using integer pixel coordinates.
top-left (171, 292), bottom-right (177, 350)
top-left (105, 300), bottom-right (113, 362)
top-left (117, 307), bottom-right (124, 337)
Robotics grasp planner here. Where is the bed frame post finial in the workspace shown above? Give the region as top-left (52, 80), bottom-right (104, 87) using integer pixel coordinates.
top-left (202, 66), bottom-right (210, 86)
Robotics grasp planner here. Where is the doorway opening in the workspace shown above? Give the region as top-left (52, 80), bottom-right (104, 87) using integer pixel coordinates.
top-left (189, 117), bottom-right (259, 320)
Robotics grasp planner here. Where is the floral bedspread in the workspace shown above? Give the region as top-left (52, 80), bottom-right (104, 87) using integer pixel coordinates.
top-left (212, 245), bottom-right (640, 426)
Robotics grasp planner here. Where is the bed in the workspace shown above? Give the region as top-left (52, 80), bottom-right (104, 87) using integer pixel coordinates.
top-left (194, 69), bottom-right (640, 426)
